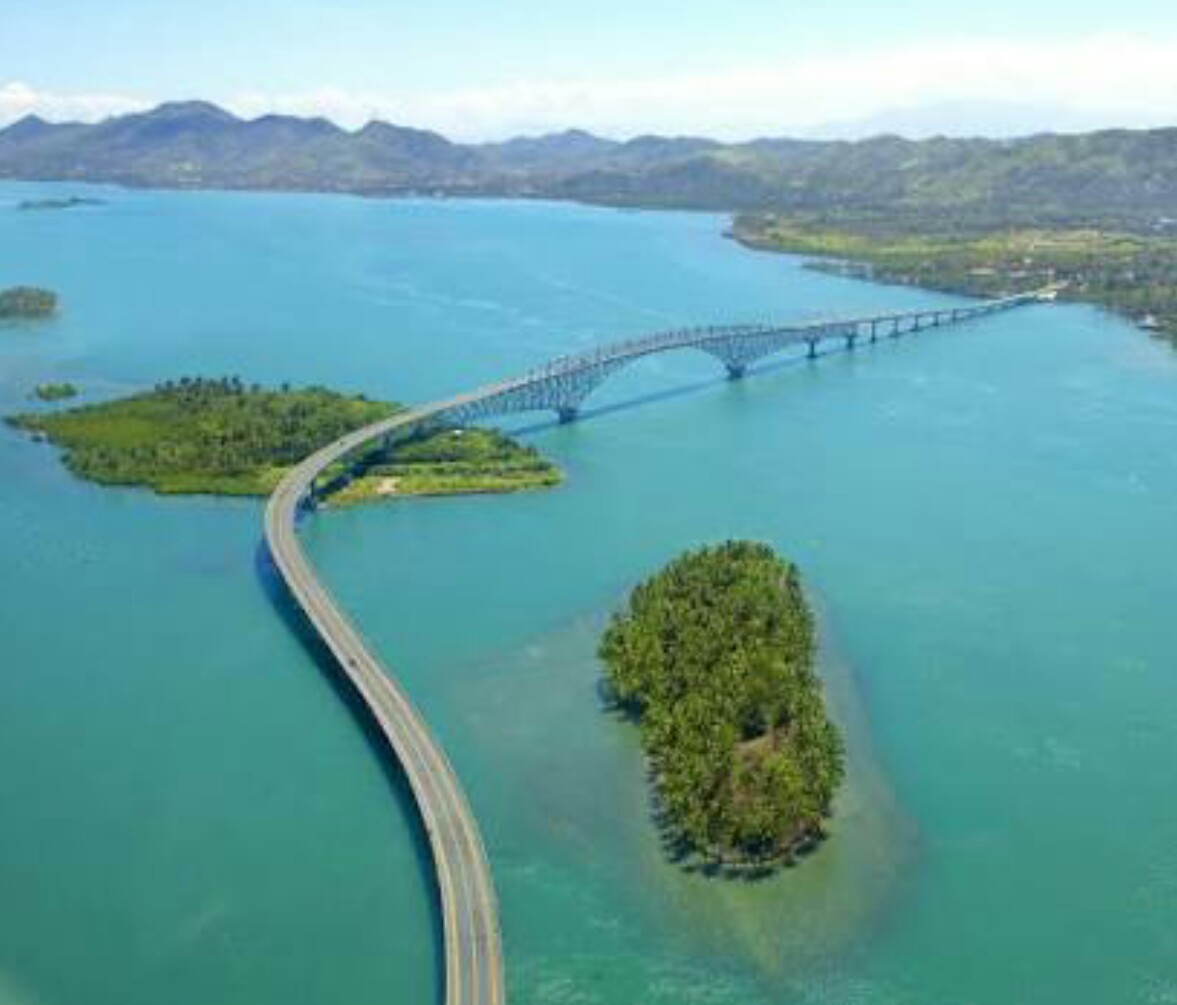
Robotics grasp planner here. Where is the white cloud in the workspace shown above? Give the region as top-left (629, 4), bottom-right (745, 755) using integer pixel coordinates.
top-left (0, 81), bottom-right (148, 127)
top-left (223, 33), bottom-right (1177, 140)
top-left (5, 33), bottom-right (1177, 139)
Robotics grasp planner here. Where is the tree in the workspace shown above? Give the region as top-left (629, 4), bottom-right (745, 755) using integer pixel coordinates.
top-left (599, 541), bottom-right (844, 866)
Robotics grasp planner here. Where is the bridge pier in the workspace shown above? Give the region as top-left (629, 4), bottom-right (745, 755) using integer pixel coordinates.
top-left (806, 339), bottom-right (818, 359)
top-left (726, 363), bottom-right (746, 380)
top-left (845, 331), bottom-right (858, 350)
top-left (869, 320), bottom-right (878, 343)
top-left (557, 405), bottom-right (579, 424)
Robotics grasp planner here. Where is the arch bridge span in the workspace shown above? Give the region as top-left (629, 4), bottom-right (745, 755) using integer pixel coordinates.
top-left (432, 291), bottom-right (1041, 427)
top-left (264, 289), bottom-right (1048, 1005)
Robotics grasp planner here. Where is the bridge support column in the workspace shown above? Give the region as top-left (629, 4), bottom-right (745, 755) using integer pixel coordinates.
top-left (726, 363), bottom-right (746, 380)
top-left (557, 405), bottom-right (579, 424)
top-left (870, 320), bottom-right (878, 343)
top-left (806, 339), bottom-right (818, 359)
top-left (845, 333), bottom-right (857, 350)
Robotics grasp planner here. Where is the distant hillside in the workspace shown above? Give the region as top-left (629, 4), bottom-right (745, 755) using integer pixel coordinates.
top-left (2, 101), bottom-right (1176, 228)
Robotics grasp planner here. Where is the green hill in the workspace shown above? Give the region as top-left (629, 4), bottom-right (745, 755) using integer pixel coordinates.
top-left (3, 103), bottom-right (1176, 230)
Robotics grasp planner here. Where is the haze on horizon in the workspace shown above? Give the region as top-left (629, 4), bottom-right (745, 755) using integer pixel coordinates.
top-left (3, 0), bottom-right (1177, 141)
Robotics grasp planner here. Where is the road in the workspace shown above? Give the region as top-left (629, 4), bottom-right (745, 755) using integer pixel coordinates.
top-left (262, 291), bottom-right (1045, 1005)
top-left (265, 400), bottom-right (506, 1005)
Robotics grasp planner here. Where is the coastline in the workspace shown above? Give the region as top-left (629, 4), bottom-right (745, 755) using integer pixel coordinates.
top-left (727, 219), bottom-right (1177, 344)
top-left (5, 173), bottom-right (1174, 351)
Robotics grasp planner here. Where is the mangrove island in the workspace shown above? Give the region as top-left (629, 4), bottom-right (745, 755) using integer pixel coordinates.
top-left (6, 376), bottom-right (561, 500)
top-left (599, 541), bottom-right (844, 868)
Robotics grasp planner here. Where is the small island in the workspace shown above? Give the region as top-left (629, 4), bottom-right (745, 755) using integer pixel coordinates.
top-left (32, 382), bottom-right (79, 402)
top-left (6, 376), bottom-right (561, 500)
top-left (17, 196), bottom-right (106, 212)
top-left (599, 541), bottom-right (844, 869)
top-left (0, 286), bottom-right (58, 320)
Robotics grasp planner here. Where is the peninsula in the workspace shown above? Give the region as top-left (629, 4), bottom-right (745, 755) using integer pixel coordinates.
top-left (6, 376), bottom-right (561, 499)
top-left (733, 215), bottom-right (1177, 342)
top-left (599, 541), bottom-right (844, 867)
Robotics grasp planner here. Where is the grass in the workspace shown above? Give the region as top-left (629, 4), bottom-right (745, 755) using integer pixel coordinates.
top-left (326, 428), bottom-right (562, 505)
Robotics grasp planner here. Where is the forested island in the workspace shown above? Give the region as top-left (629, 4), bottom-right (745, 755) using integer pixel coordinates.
top-left (0, 286), bottom-right (58, 320)
top-left (32, 382), bottom-right (78, 401)
top-left (599, 542), bottom-right (844, 868)
top-left (6, 376), bottom-right (561, 499)
top-left (733, 215), bottom-right (1177, 342)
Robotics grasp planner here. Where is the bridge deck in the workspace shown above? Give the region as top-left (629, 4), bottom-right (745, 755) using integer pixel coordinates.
top-left (263, 291), bottom-right (1047, 1005)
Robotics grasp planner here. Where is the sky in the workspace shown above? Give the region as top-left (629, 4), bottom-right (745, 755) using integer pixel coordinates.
top-left (2, 0), bottom-right (1177, 139)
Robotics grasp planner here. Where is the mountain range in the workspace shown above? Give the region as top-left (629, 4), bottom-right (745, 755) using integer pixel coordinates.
top-left (3, 101), bottom-right (1176, 229)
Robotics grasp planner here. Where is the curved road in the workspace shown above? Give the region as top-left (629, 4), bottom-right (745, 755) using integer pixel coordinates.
top-left (264, 292), bottom-right (1045, 1005)
top-left (265, 396), bottom-right (507, 1005)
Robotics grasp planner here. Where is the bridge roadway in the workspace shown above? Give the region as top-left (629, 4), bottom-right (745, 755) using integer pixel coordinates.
top-left (263, 290), bottom-right (1046, 1005)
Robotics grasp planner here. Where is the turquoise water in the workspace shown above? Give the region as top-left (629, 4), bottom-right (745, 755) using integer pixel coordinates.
top-left (2, 183), bottom-right (1176, 1005)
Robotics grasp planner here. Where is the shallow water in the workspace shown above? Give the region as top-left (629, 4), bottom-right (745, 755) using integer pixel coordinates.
top-left (2, 183), bottom-right (1175, 1005)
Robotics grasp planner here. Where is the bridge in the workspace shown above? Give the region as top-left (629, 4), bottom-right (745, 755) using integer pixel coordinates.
top-left (263, 290), bottom-right (1046, 1005)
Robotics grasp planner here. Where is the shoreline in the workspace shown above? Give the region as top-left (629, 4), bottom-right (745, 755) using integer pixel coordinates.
top-left (13, 173), bottom-right (1165, 342)
top-left (5, 174), bottom-right (1172, 346)
top-left (727, 220), bottom-right (1177, 344)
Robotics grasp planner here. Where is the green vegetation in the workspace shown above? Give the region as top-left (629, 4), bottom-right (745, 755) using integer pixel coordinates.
top-left (0, 286), bottom-right (57, 319)
top-left (599, 542), bottom-right (844, 868)
top-left (734, 215), bottom-right (1177, 341)
top-left (6, 377), bottom-right (561, 500)
top-left (32, 382), bottom-right (78, 401)
top-left (6, 102), bottom-right (1177, 227)
top-left (6, 377), bottom-right (397, 495)
top-left (327, 427), bottom-right (561, 504)
top-left (5, 105), bottom-right (1177, 337)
